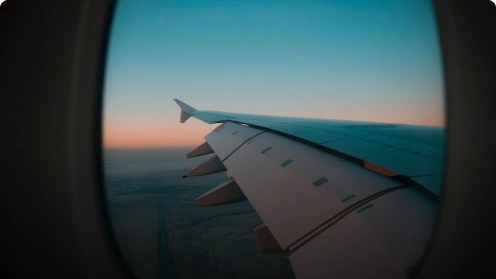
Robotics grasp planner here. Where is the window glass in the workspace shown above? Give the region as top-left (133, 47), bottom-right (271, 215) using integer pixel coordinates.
top-left (103, 1), bottom-right (445, 278)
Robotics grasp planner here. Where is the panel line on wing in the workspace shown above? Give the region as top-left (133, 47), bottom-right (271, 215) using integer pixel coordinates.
top-left (256, 119), bottom-right (440, 148)
top-left (287, 185), bottom-right (410, 254)
top-left (318, 137), bottom-right (350, 144)
top-left (219, 130), bottom-right (265, 163)
top-left (408, 173), bottom-right (443, 177)
top-left (360, 150), bottom-right (399, 159)
top-left (284, 120), bottom-right (443, 147)
top-left (231, 119), bottom-right (442, 161)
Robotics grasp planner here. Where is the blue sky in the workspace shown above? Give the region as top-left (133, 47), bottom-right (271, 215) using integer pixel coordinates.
top-left (103, 0), bottom-right (445, 148)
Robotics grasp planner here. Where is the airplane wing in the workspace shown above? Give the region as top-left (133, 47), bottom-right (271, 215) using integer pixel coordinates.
top-left (174, 99), bottom-right (441, 278)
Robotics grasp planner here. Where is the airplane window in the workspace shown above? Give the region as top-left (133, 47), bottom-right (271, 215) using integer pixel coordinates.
top-left (102, 0), bottom-right (445, 278)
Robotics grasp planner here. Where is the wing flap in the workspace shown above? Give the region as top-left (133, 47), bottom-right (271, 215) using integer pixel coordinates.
top-left (288, 188), bottom-right (437, 279)
top-left (208, 123), bottom-right (407, 249)
top-left (204, 122), bottom-right (264, 160)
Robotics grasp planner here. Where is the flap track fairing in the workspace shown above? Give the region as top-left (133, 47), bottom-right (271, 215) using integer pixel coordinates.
top-left (195, 177), bottom-right (247, 206)
top-left (187, 155), bottom-right (227, 176)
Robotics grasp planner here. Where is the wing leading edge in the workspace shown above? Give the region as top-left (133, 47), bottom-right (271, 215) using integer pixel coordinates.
top-left (173, 99), bottom-right (444, 196)
top-left (174, 99), bottom-right (440, 278)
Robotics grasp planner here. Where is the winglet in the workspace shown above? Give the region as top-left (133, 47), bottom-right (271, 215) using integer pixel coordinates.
top-left (173, 99), bottom-right (197, 123)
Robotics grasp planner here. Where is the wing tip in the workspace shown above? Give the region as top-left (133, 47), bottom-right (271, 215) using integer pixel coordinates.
top-left (173, 98), bottom-right (197, 113)
top-left (174, 98), bottom-right (197, 123)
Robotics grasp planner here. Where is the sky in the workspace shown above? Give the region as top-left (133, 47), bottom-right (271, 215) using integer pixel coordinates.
top-left (102, 0), bottom-right (445, 149)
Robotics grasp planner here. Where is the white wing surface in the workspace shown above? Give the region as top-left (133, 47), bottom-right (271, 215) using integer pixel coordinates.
top-left (174, 99), bottom-right (440, 278)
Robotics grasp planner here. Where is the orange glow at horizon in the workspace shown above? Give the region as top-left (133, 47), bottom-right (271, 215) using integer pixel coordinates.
top-left (103, 117), bottom-right (221, 149)
top-left (103, 108), bottom-right (444, 149)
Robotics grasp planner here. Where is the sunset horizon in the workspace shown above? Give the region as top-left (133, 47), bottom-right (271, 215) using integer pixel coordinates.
top-left (103, 100), bottom-right (445, 149)
top-left (102, 0), bottom-right (445, 149)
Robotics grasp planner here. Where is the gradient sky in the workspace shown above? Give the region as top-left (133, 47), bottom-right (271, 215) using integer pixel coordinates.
top-left (103, 0), bottom-right (445, 148)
